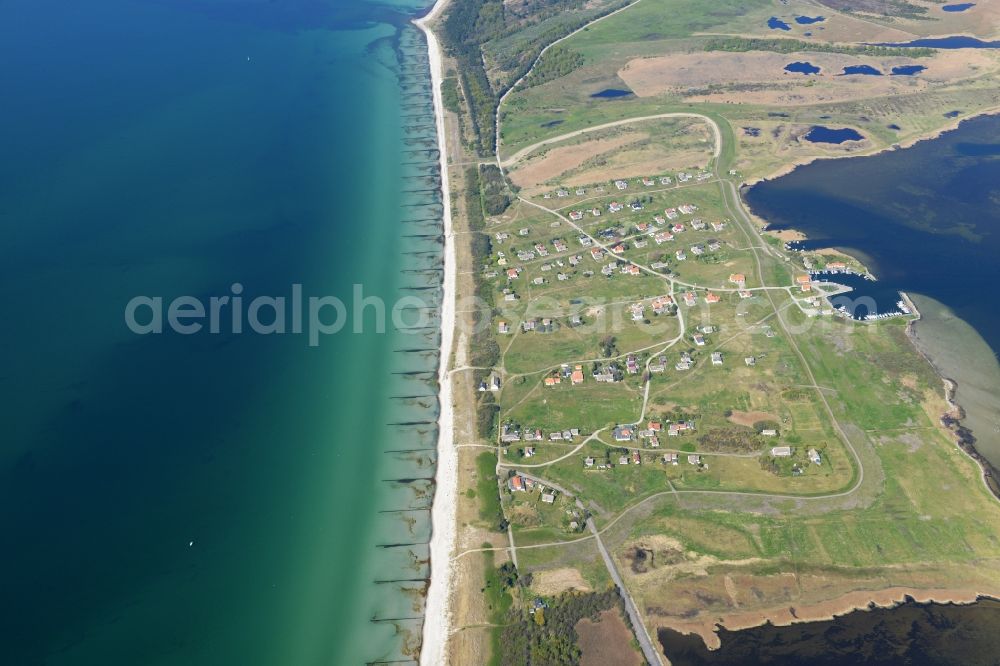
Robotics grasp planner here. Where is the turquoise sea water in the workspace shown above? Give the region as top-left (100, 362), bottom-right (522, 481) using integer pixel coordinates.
top-left (0, 1), bottom-right (442, 664)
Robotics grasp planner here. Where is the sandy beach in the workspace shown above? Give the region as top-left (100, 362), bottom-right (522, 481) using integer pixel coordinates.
top-left (415, 1), bottom-right (458, 664)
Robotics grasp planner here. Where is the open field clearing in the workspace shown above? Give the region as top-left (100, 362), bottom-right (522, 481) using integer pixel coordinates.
top-left (507, 117), bottom-right (714, 194)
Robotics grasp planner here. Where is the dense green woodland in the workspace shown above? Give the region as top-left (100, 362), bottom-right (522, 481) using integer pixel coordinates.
top-left (441, 0), bottom-right (627, 154)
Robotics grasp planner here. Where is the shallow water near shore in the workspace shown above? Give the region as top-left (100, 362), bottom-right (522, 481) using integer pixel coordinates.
top-left (0, 0), bottom-right (441, 663)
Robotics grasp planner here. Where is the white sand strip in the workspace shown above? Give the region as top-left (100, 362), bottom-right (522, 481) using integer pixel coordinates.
top-left (414, 1), bottom-right (457, 664)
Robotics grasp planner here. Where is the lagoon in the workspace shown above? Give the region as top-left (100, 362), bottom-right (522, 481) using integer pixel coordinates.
top-left (591, 88), bottom-right (633, 98)
top-left (803, 126), bottom-right (864, 144)
top-left (785, 61), bottom-right (820, 75)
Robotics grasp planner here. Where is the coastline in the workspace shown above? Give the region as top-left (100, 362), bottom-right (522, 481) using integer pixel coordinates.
top-left (739, 113), bottom-right (1000, 508)
top-left (659, 587), bottom-right (1000, 654)
top-left (904, 301), bottom-right (1000, 502)
top-left (740, 104), bottom-right (1000, 188)
top-left (414, 1), bottom-right (458, 665)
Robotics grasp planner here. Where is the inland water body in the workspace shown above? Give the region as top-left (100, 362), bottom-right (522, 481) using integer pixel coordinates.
top-left (0, 0), bottom-right (445, 664)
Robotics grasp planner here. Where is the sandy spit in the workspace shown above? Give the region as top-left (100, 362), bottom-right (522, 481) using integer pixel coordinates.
top-left (415, 1), bottom-right (458, 664)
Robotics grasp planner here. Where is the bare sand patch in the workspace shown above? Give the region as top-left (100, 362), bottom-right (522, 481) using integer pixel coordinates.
top-left (531, 567), bottom-right (592, 595)
top-left (576, 609), bottom-right (643, 666)
top-left (768, 229), bottom-right (806, 242)
top-left (618, 50), bottom-right (999, 106)
top-left (728, 410), bottom-right (778, 427)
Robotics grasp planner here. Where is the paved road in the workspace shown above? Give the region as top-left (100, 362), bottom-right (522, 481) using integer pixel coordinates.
top-left (587, 517), bottom-right (664, 665)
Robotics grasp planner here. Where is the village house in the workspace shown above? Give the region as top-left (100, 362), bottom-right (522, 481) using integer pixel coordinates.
top-left (659, 176), bottom-right (672, 185)
top-left (649, 355), bottom-right (668, 373)
top-left (578, 234), bottom-right (593, 247)
top-left (671, 222), bottom-right (685, 233)
top-left (601, 263), bottom-right (615, 277)
top-left (544, 376), bottom-right (561, 386)
top-left (808, 448), bottom-right (822, 465)
top-left (712, 221), bottom-right (727, 232)
top-left (553, 239), bottom-right (568, 252)
top-left (771, 446), bottom-right (792, 457)
top-left (642, 177), bottom-right (654, 186)
top-left (693, 333), bottom-right (706, 346)
top-left (691, 218), bottom-right (706, 230)
top-left (519, 227), bottom-right (530, 236)
top-left (498, 320), bottom-right (510, 334)
top-left (615, 179), bottom-right (628, 190)
top-left (630, 303), bottom-right (645, 321)
top-left (711, 351), bottom-right (724, 366)
top-left (495, 232), bottom-right (509, 242)
top-left (630, 201), bottom-right (643, 212)
top-left (532, 276), bottom-right (545, 285)
top-left (631, 451), bottom-right (642, 465)
top-left (504, 292), bottom-right (519, 302)
top-left (675, 250), bottom-right (687, 261)
top-left (654, 214), bottom-right (666, 225)
top-left (590, 248), bottom-right (604, 261)
top-left (569, 314), bottom-right (583, 327)
top-left (613, 425), bottom-right (636, 441)
top-left (524, 429), bottom-right (543, 442)
top-left (584, 456), bottom-right (595, 468)
top-left (683, 292), bottom-right (697, 307)
top-left (576, 188), bottom-right (586, 196)
top-left (761, 428), bottom-right (778, 437)
top-left (556, 189), bottom-right (568, 198)
top-left (506, 268), bottom-right (520, 280)
top-left (678, 172), bottom-right (691, 182)
top-left (729, 273), bottom-right (746, 287)
top-left (687, 454), bottom-right (701, 465)
top-left (634, 239), bottom-right (648, 249)
top-left (745, 356), bottom-right (756, 367)
top-left (522, 319), bottom-right (537, 332)
top-left (654, 231), bottom-right (674, 245)
top-left (594, 364), bottom-right (621, 383)
top-left (516, 251), bottom-right (534, 261)
top-left (796, 274), bottom-right (812, 292)
top-left (679, 204), bottom-right (698, 214)
top-left (569, 210), bottom-right (583, 221)
top-left (508, 475), bottom-right (525, 492)
top-left (665, 208), bottom-right (679, 220)
top-left (622, 264), bottom-right (641, 276)
top-left (618, 455), bottom-right (630, 466)
top-left (571, 366), bottom-right (585, 384)
top-left (591, 207), bottom-right (602, 217)
top-left (705, 292), bottom-right (721, 304)
top-left (651, 261), bottom-right (669, 270)
top-left (609, 201), bottom-right (623, 213)
top-left (501, 424), bottom-right (521, 443)
top-left (523, 446), bottom-right (535, 458)
top-left (707, 240), bottom-right (721, 252)
top-left (691, 244), bottom-right (705, 256)
top-left (652, 296), bottom-right (673, 314)
top-left (626, 354), bottom-right (640, 374)
top-left (541, 492), bottom-right (555, 504)
top-left (739, 290), bottom-right (753, 299)
top-left (663, 452), bottom-right (679, 465)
